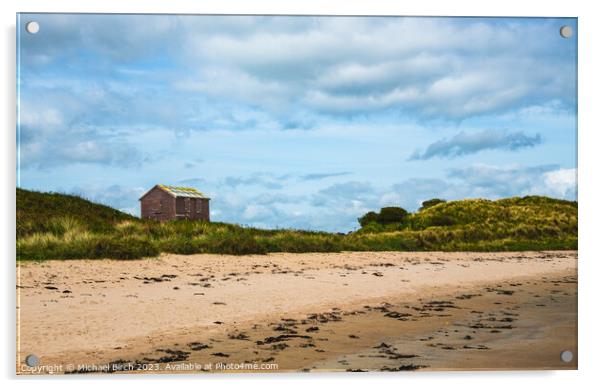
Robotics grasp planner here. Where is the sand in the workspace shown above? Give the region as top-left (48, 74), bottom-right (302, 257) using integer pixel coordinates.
top-left (16, 251), bottom-right (577, 374)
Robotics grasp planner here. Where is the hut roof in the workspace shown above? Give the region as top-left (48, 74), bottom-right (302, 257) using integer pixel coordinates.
top-left (140, 184), bottom-right (209, 200)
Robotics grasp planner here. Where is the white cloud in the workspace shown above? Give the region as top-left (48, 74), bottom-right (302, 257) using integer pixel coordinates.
top-left (448, 164), bottom-right (578, 200)
top-left (242, 204), bottom-right (266, 220)
top-left (542, 168), bottom-right (578, 198)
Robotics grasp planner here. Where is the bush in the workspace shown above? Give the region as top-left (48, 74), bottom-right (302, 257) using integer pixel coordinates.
top-left (357, 222), bottom-right (385, 234)
top-left (377, 207), bottom-right (408, 224)
top-left (358, 211), bottom-right (379, 227)
top-left (358, 207), bottom-right (409, 227)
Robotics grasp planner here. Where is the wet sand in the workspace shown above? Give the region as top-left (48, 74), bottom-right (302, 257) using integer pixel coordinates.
top-left (16, 251), bottom-right (577, 374)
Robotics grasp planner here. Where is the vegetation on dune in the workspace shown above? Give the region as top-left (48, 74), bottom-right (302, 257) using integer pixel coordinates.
top-left (16, 189), bottom-right (577, 261)
top-left (17, 188), bottom-right (136, 237)
top-left (419, 198), bottom-right (446, 211)
top-left (355, 196), bottom-right (577, 250)
top-left (358, 207), bottom-right (408, 227)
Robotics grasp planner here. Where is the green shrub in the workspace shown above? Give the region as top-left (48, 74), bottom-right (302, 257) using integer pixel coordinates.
top-left (377, 207), bottom-right (409, 224)
top-left (357, 222), bottom-right (385, 234)
top-left (358, 211), bottom-right (379, 227)
top-left (358, 207), bottom-right (409, 227)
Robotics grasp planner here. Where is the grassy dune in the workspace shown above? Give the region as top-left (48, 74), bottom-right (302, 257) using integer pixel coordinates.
top-left (16, 188), bottom-right (577, 260)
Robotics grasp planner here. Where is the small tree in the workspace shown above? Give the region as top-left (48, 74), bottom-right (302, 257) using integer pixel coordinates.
top-left (420, 198), bottom-right (446, 211)
top-left (377, 207), bottom-right (408, 224)
top-left (358, 211), bottom-right (379, 227)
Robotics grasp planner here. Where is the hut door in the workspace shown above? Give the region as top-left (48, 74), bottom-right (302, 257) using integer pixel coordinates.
top-left (176, 197), bottom-right (185, 215)
top-left (190, 198), bottom-right (197, 215)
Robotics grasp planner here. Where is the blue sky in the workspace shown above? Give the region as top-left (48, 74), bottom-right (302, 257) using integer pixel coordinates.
top-left (17, 14), bottom-right (577, 232)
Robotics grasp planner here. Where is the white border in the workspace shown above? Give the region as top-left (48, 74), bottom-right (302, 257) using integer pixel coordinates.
top-left (2, 1), bottom-right (601, 387)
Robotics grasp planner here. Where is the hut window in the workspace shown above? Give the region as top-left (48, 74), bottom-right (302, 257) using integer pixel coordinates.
top-left (176, 197), bottom-right (185, 214)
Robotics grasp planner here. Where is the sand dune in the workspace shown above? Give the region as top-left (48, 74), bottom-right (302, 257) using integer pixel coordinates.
top-left (16, 251), bottom-right (577, 373)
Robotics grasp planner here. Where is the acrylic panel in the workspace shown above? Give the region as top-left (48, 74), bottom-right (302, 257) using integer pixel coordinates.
top-left (16, 14), bottom-right (578, 374)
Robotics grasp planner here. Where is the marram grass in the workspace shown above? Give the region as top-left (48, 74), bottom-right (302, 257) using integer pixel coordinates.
top-left (16, 188), bottom-right (577, 260)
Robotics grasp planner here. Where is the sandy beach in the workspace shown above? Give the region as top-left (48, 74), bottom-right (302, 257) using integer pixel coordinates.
top-left (17, 251), bottom-right (577, 373)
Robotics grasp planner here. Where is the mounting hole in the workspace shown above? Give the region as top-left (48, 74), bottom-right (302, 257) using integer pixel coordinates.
top-left (25, 354), bottom-right (39, 367)
top-left (560, 350), bottom-right (573, 363)
top-left (559, 25), bottom-right (573, 39)
top-left (25, 21), bottom-right (40, 34)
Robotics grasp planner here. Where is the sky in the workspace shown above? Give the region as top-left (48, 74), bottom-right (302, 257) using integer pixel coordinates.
top-left (17, 14), bottom-right (577, 232)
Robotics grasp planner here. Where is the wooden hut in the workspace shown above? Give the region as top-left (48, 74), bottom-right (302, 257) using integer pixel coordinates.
top-left (139, 184), bottom-right (210, 222)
